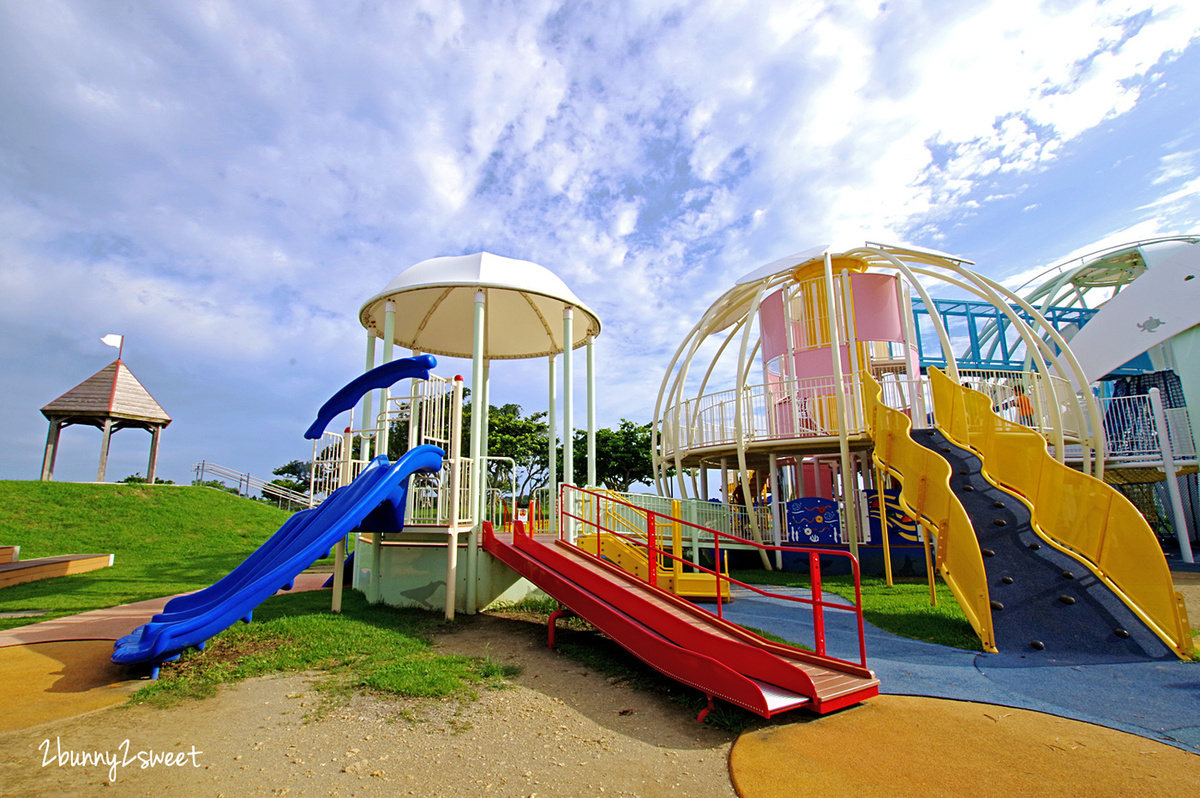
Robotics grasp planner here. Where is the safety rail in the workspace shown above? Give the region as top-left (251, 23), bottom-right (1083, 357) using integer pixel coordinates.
top-left (309, 431), bottom-right (371, 502)
top-left (660, 373), bottom-right (933, 460)
top-left (192, 461), bottom-right (313, 510)
top-left (929, 368), bottom-right (1194, 659)
top-left (604, 490), bottom-right (774, 545)
top-left (956, 369), bottom-right (1082, 439)
top-left (1062, 395), bottom-right (1196, 465)
top-left (862, 370), bottom-right (998, 652)
top-left (557, 484), bottom-right (870, 668)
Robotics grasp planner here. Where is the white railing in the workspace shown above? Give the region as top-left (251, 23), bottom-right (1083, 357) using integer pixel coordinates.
top-left (192, 461), bottom-right (312, 510)
top-left (309, 431), bottom-right (371, 503)
top-left (662, 373), bottom-right (931, 457)
top-left (1063, 396), bottom-right (1196, 465)
top-left (956, 369), bottom-right (1083, 439)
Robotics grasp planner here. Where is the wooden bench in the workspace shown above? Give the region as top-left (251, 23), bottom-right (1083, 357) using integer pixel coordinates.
top-left (0, 552), bottom-right (114, 589)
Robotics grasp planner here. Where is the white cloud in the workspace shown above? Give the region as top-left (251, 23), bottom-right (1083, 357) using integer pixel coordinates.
top-left (1, 0), bottom-right (1197, 482)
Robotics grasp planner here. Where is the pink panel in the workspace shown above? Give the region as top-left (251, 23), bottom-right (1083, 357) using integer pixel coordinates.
top-left (759, 289), bottom-right (788, 361)
top-left (802, 461), bottom-right (835, 500)
top-left (850, 273), bottom-right (903, 342)
top-left (792, 345), bottom-right (852, 380)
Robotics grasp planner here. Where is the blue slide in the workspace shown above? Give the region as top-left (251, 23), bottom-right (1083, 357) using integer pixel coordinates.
top-left (112, 444), bottom-right (444, 672)
top-left (113, 354), bottom-right (440, 672)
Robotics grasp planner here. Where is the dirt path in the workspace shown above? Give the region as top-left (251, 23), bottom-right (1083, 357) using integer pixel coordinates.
top-left (0, 613), bottom-right (737, 797)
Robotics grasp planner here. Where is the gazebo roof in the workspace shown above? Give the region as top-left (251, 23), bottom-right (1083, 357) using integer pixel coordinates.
top-left (41, 360), bottom-right (171, 428)
top-left (358, 252), bottom-right (601, 360)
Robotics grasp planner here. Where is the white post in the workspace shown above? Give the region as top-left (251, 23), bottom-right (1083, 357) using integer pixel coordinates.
top-left (769, 452), bottom-right (783, 569)
top-left (378, 301), bottom-right (396, 457)
top-left (548, 353), bottom-right (557, 536)
top-left (824, 255), bottom-right (859, 558)
top-left (407, 349), bottom-right (422, 455)
top-left (445, 376), bottom-right (465, 620)
top-left (563, 307), bottom-right (575, 542)
top-left (339, 427), bottom-right (353, 610)
top-left (586, 334), bottom-right (596, 488)
top-left (1150, 387), bottom-right (1194, 563)
top-left (361, 331), bottom-right (376, 461)
top-left (467, 290), bottom-right (486, 613)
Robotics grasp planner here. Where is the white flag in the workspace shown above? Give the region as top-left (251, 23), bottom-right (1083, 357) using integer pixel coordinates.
top-left (101, 334), bottom-right (123, 349)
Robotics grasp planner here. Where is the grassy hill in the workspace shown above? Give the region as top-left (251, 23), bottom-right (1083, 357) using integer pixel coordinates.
top-left (0, 480), bottom-right (297, 630)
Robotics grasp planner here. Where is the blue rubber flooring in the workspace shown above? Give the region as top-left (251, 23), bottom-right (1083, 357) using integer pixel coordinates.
top-left (700, 586), bottom-right (1200, 752)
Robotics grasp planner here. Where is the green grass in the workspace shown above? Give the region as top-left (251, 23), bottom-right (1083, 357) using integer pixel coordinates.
top-left (0, 480), bottom-right (304, 629)
top-left (133, 590), bottom-right (518, 710)
top-left (729, 568), bottom-right (982, 651)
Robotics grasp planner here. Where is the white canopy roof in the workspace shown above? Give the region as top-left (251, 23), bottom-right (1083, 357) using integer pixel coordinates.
top-left (359, 252), bottom-right (601, 360)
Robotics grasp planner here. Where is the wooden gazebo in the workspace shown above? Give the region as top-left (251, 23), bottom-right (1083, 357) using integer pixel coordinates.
top-left (40, 359), bottom-right (172, 483)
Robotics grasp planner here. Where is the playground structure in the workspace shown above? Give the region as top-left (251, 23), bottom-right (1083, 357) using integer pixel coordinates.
top-left (651, 238), bottom-right (1197, 659)
top-left (111, 251), bottom-right (882, 718)
top-left (110, 239), bottom-right (1198, 712)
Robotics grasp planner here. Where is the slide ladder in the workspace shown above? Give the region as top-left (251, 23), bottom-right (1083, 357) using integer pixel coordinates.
top-left (484, 523), bottom-right (878, 718)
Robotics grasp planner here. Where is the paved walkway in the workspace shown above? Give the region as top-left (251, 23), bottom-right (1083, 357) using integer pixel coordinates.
top-left (0, 573), bottom-right (330, 733)
top-left (711, 574), bottom-right (1200, 752)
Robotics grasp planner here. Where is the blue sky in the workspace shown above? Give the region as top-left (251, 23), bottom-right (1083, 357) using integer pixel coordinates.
top-left (2, 0), bottom-right (1198, 485)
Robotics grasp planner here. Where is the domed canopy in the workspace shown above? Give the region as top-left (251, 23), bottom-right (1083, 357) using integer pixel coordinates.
top-left (359, 252), bottom-right (601, 360)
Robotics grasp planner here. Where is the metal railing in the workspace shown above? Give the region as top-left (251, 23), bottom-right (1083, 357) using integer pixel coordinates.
top-left (1062, 395), bottom-right (1196, 465)
top-left (603, 490), bottom-right (776, 545)
top-left (557, 484), bottom-right (870, 668)
top-left (192, 461), bottom-right (312, 510)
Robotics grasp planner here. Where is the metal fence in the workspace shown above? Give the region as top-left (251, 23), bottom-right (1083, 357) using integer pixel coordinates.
top-left (192, 461), bottom-right (312, 510)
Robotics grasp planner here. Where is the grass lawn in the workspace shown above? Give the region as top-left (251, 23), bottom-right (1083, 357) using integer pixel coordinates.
top-left (0, 480), bottom-right (313, 630)
top-left (135, 590), bottom-right (517, 711)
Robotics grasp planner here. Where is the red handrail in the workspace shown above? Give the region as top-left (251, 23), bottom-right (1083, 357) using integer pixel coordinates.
top-left (557, 484), bottom-right (870, 669)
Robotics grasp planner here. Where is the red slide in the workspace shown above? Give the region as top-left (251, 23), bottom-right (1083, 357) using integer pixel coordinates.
top-left (483, 524), bottom-right (878, 719)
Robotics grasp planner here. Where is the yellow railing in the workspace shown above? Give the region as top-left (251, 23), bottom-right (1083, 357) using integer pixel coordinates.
top-left (928, 368), bottom-right (1194, 658)
top-left (862, 371), bottom-right (997, 652)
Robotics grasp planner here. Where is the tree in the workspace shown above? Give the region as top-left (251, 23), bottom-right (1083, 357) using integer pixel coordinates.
top-left (270, 459), bottom-right (312, 494)
top-left (119, 472), bottom-right (175, 485)
top-left (569, 419), bottom-right (654, 493)
top-left (484, 403), bottom-right (550, 502)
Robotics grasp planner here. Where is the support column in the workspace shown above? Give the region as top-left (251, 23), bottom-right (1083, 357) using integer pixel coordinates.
top-left (467, 290), bottom-right (486, 613)
top-left (1151, 387), bottom-right (1194, 564)
top-left (481, 358), bottom-right (491, 514)
top-left (97, 418), bottom-right (114, 483)
top-left (446, 376), bottom-right (465, 621)
top-left (563, 307), bottom-right (575, 543)
top-left (769, 452), bottom-right (783, 569)
top-left (824, 253), bottom-right (859, 559)
top-left (146, 426), bottom-right (162, 484)
top-left (378, 301), bottom-right (396, 457)
top-left (586, 334), bottom-right (596, 488)
top-left (362, 331), bottom-right (376, 461)
top-left (40, 418), bottom-right (63, 481)
top-left (548, 353), bottom-right (558, 535)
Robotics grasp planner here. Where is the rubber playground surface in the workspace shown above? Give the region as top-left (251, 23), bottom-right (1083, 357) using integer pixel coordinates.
top-left (1, 570), bottom-right (1197, 796)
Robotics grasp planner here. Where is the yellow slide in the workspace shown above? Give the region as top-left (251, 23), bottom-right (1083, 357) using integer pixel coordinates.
top-left (862, 372), bottom-right (998, 652)
top-left (863, 368), bottom-right (1192, 659)
top-left (927, 368), bottom-right (1192, 659)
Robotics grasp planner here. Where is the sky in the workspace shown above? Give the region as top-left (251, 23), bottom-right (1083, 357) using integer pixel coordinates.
top-left (1, 0), bottom-right (1198, 487)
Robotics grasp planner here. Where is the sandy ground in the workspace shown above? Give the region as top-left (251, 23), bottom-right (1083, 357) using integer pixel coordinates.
top-left (2, 581), bottom-right (1197, 797)
top-left (0, 613), bottom-right (738, 797)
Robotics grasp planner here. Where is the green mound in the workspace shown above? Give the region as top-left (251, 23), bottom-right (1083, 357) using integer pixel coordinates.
top-left (0, 480), bottom-right (295, 630)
